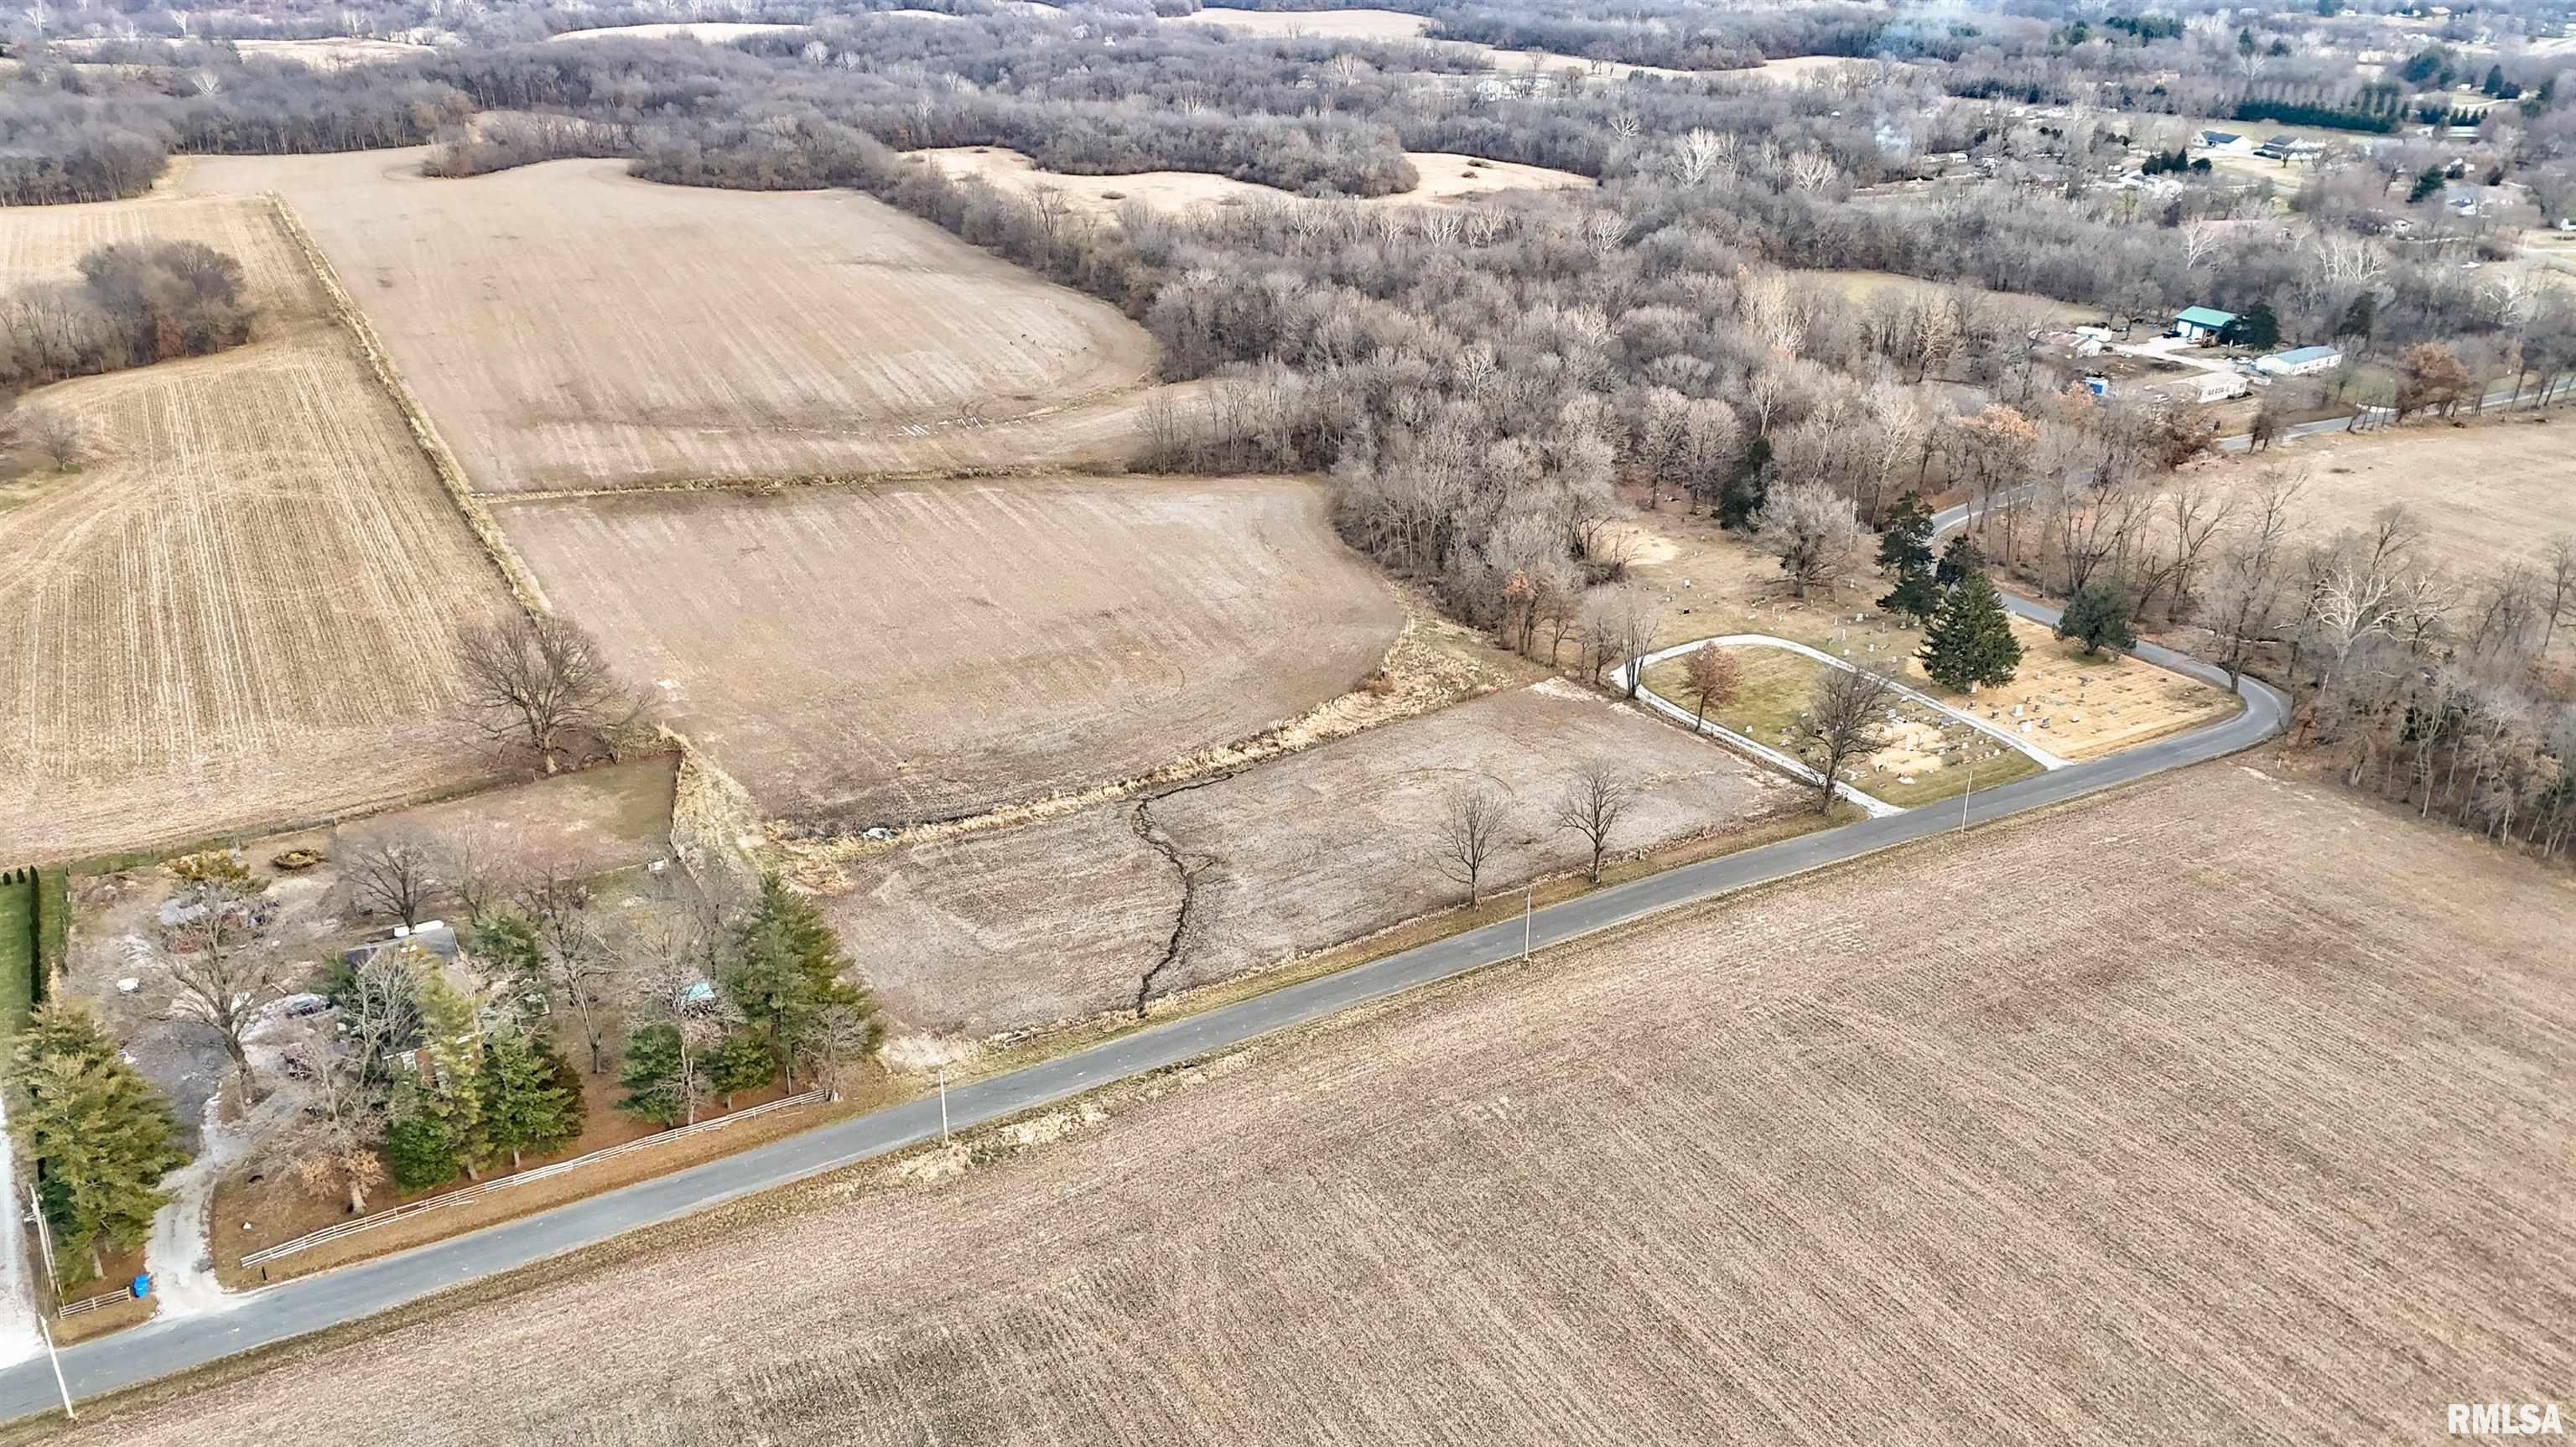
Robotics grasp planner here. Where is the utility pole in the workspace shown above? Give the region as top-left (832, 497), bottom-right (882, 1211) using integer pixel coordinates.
top-left (1522, 884), bottom-right (1533, 962)
top-left (937, 1066), bottom-right (949, 1145)
top-left (1960, 756), bottom-right (1975, 832)
top-left (25, 1180), bottom-right (70, 1421)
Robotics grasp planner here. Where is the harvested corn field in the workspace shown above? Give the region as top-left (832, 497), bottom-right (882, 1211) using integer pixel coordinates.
top-left (821, 680), bottom-right (1793, 1032)
top-left (176, 153), bottom-right (1172, 491)
top-left (0, 195), bottom-right (518, 863)
top-left (489, 475), bottom-right (1404, 832)
top-left (75, 764), bottom-right (2576, 1444)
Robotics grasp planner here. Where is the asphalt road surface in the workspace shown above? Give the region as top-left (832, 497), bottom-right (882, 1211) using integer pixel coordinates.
top-left (0, 594), bottom-right (2291, 1425)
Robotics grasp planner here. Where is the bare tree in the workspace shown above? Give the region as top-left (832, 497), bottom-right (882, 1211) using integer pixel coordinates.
top-left (623, 926), bottom-right (737, 1128)
top-left (277, 1019), bottom-right (387, 1215)
top-left (1753, 480), bottom-right (1862, 598)
top-left (29, 407), bottom-right (80, 471)
top-left (522, 868), bottom-right (624, 1075)
top-left (155, 877), bottom-right (277, 1099)
top-left (2542, 533), bottom-right (2576, 655)
top-left (434, 821), bottom-right (524, 926)
top-left (453, 614), bottom-right (643, 775)
top-left (338, 828), bottom-right (441, 928)
top-left (1431, 786), bottom-right (1512, 905)
top-left (1553, 761), bottom-right (1637, 885)
top-left (1796, 665), bottom-right (1899, 814)
top-left (793, 1000), bottom-right (885, 1102)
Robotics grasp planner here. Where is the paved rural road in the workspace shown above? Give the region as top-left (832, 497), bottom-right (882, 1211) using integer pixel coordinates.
top-left (0, 603), bottom-right (2291, 1426)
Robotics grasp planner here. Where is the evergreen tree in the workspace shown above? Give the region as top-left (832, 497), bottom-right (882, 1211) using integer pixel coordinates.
top-left (2334, 292), bottom-right (2377, 346)
top-left (383, 1083), bottom-right (460, 1194)
top-left (722, 874), bottom-right (868, 1086)
top-left (1935, 533), bottom-right (1984, 587)
top-left (1874, 490), bottom-right (1935, 573)
top-left (2055, 578), bottom-right (2138, 656)
top-left (2408, 164), bottom-right (2445, 203)
top-left (8, 1003), bottom-right (186, 1282)
top-left (2224, 301), bottom-right (2280, 349)
top-left (705, 1030), bottom-right (775, 1110)
top-left (616, 1023), bottom-right (692, 1128)
top-left (1879, 570), bottom-right (1945, 626)
top-left (1716, 435), bottom-right (1772, 529)
top-left (411, 970), bottom-right (488, 1177)
top-left (478, 1029), bottom-right (583, 1170)
top-left (468, 910), bottom-right (548, 1023)
top-left (1918, 571), bottom-right (2024, 690)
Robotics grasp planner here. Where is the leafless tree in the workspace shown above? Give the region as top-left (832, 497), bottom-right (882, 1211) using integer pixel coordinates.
top-left (2199, 469), bottom-right (2305, 691)
top-left (793, 1000), bottom-right (885, 1102)
top-left (29, 407), bottom-right (79, 471)
top-left (452, 614), bottom-right (645, 775)
top-left (155, 876), bottom-right (277, 1099)
top-left (1553, 761), bottom-right (1637, 885)
top-left (2542, 533), bottom-right (2576, 655)
top-left (1431, 786), bottom-right (1512, 905)
top-left (623, 924), bottom-right (736, 1127)
top-left (276, 1019), bottom-right (387, 1216)
top-left (1753, 479), bottom-right (1862, 598)
top-left (522, 868), bottom-right (624, 1074)
top-left (1796, 665), bottom-right (1899, 814)
top-left (434, 821), bottom-right (524, 926)
top-left (338, 827), bottom-right (441, 928)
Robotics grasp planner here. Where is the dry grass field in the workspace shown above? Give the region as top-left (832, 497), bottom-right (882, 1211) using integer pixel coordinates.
top-left (69, 763), bottom-right (2576, 1445)
top-left (176, 152), bottom-right (1173, 491)
top-left (2210, 412), bottom-right (2573, 574)
top-left (914, 146), bottom-right (1590, 220)
top-left (0, 194), bottom-right (517, 864)
top-left (1166, 5), bottom-right (1433, 41)
top-left (543, 21), bottom-right (808, 44)
top-left (490, 475), bottom-right (1404, 832)
top-left (821, 679), bottom-right (1793, 1031)
top-left (1623, 510), bottom-right (2240, 759)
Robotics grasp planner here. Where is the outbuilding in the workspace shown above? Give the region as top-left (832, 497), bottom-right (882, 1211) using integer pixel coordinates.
top-left (2174, 306), bottom-right (2237, 343)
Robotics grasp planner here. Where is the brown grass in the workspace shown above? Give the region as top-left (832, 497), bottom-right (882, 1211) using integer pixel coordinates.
top-left (488, 475), bottom-right (1405, 832)
top-left (174, 153), bottom-right (1177, 492)
top-left (50, 760), bottom-right (2575, 1445)
top-left (820, 679), bottom-right (1796, 1032)
top-left (0, 194), bottom-right (519, 864)
top-left (2203, 411), bottom-right (2573, 575)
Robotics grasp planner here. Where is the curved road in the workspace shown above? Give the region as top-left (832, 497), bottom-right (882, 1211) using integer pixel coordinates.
top-left (0, 599), bottom-right (2288, 1424)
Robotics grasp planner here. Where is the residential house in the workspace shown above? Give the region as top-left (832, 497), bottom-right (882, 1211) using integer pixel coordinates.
top-left (2255, 345), bottom-right (2342, 377)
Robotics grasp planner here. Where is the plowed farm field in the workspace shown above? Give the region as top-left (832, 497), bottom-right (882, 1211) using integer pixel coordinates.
top-left (177, 152), bottom-right (1172, 492)
top-left (0, 194), bottom-right (517, 864)
top-left (79, 764), bottom-right (2576, 1445)
top-left (823, 680), bottom-right (1794, 1031)
top-left (489, 475), bottom-right (1404, 832)
top-left (2211, 412), bottom-right (2573, 575)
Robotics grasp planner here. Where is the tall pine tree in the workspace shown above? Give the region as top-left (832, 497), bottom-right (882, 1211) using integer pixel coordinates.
top-left (9, 1003), bottom-right (186, 1283)
top-left (413, 970), bottom-right (488, 1179)
top-left (723, 874), bottom-right (870, 1087)
top-left (1918, 570), bottom-right (2024, 690)
top-left (617, 1024), bottom-right (693, 1128)
top-left (2056, 578), bottom-right (2138, 656)
top-left (478, 1028), bottom-right (583, 1170)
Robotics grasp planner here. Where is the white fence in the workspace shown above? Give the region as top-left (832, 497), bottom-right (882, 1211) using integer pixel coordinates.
top-left (240, 1087), bottom-right (831, 1269)
top-left (57, 1289), bottom-right (127, 1319)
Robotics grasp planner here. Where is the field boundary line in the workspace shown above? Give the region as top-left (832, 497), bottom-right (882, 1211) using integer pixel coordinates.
top-left (238, 1088), bottom-right (830, 1268)
top-left (261, 191), bottom-right (553, 616)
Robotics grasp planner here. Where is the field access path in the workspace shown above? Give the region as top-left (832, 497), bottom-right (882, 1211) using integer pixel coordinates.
top-left (0, 594), bottom-right (2288, 1424)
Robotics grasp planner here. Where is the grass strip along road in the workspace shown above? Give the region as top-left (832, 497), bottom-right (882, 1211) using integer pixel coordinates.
top-left (0, 587), bottom-right (2286, 1424)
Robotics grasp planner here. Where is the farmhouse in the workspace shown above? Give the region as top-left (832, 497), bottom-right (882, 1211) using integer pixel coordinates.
top-left (2174, 305), bottom-right (2237, 342)
top-left (2252, 133), bottom-right (2323, 161)
top-left (2193, 128), bottom-right (2245, 151)
top-left (2256, 345), bottom-right (2342, 377)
